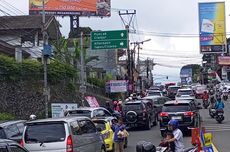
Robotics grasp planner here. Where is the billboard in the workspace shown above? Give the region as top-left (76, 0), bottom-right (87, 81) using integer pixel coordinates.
top-left (198, 2), bottom-right (226, 53)
top-left (218, 56), bottom-right (230, 65)
top-left (108, 80), bottom-right (128, 93)
top-left (29, 0), bottom-right (111, 16)
top-left (85, 96), bottom-right (100, 108)
top-left (180, 68), bottom-right (192, 85)
top-left (51, 103), bottom-right (78, 118)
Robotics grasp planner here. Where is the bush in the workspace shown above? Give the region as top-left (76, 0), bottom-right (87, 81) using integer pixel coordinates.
top-left (0, 113), bottom-right (15, 120)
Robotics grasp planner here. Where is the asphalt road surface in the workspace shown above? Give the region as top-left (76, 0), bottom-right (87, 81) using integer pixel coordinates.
top-left (126, 99), bottom-right (230, 152)
top-left (200, 98), bottom-right (230, 152)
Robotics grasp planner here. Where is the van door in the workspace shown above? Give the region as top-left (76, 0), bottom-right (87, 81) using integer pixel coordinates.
top-left (78, 120), bottom-right (101, 152)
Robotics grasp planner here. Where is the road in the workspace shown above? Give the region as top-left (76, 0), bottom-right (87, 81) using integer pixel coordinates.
top-left (126, 99), bottom-right (230, 152)
top-left (200, 99), bottom-right (230, 152)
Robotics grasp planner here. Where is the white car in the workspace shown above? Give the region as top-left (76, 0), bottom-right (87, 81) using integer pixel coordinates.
top-left (175, 88), bottom-right (195, 100)
top-left (147, 90), bottom-right (163, 97)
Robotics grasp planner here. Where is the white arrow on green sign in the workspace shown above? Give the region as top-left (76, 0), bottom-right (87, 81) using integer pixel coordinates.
top-left (91, 30), bottom-right (128, 50)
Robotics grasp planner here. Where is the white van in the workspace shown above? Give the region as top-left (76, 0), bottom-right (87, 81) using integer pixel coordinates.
top-left (21, 117), bottom-right (106, 152)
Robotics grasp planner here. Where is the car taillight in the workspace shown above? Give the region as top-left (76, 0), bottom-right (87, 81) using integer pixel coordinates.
top-left (20, 139), bottom-right (24, 147)
top-left (160, 112), bottom-right (168, 117)
top-left (103, 131), bottom-right (110, 139)
top-left (184, 111), bottom-right (193, 116)
top-left (67, 135), bottom-right (73, 152)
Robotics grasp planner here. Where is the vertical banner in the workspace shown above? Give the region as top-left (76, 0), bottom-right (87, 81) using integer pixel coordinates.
top-left (199, 2), bottom-right (226, 53)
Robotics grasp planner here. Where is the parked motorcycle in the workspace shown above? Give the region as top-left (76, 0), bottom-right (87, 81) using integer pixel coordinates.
top-left (216, 109), bottom-right (224, 123)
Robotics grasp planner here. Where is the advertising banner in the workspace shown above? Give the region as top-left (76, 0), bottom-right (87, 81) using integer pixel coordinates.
top-left (199, 2), bottom-right (226, 53)
top-left (218, 56), bottom-right (230, 65)
top-left (85, 96), bottom-right (100, 107)
top-left (51, 103), bottom-right (78, 118)
top-left (29, 0), bottom-right (111, 16)
top-left (180, 68), bottom-right (192, 85)
top-left (109, 80), bottom-right (128, 93)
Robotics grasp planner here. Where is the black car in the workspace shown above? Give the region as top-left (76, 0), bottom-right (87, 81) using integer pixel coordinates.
top-left (0, 120), bottom-right (26, 143)
top-left (0, 139), bottom-right (29, 152)
top-left (159, 100), bottom-right (200, 136)
top-left (122, 100), bottom-right (157, 130)
top-left (167, 86), bottom-right (181, 99)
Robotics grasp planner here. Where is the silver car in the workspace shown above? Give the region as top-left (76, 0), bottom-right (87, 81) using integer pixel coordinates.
top-left (22, 117), bottom-right (106, 152)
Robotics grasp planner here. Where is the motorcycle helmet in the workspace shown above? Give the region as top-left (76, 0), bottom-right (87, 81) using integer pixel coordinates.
top-left (168, 119), bottom-right (179, 129)
top-left (29, 114), bottom-right (36, 120)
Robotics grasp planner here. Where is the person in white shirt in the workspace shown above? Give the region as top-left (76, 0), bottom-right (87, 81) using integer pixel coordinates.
top-left (165, 119), bottom-right (184, 152)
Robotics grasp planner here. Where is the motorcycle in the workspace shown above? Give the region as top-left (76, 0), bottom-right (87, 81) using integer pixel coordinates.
top-left (209, 108), bottom-right (216, 118)
top-left (216, 109), bottom-right (224, 123)
top-left (203, 99), bottom-right (209, 109)
top-left (223, 92), bottom-right (228, 101)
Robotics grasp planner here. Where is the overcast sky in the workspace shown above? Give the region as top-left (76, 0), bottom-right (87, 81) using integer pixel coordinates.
top-left (2, 0), bottom-right (230, 84)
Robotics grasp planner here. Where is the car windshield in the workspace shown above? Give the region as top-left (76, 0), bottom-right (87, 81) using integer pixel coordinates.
top-left (124, 103), bottom-right (142, 111)
top-left (25, 123), bottom-right (66, 143)
top-left (93, 121), bottom-right (106, 131)
top-left (178, 90), bottom-right (192, 95)
top-left (148, 92), bottom-right (161, 96)
top-left (67, 110), bottom-right (91, 118)
top-left (162, 104), bottom-right (190, 112)
top-left (196, 86), bottom-right (206, 90)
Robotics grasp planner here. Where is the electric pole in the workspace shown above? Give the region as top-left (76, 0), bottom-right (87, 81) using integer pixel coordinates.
top-left (80, 32), bottom-right (86, 106)
top-left (119, 10), bottom-right (136, 92)
top-left (42, 0), bottom-right (49, 118)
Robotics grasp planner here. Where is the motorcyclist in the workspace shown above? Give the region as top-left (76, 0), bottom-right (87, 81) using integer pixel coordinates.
top-left (215, 97), bottom-right (224, 112)
top-left (29, 114), bottom-right (36, 121)
top-left (164, 119), bottom-right (184, 152)
top-left (202, 91), bottom-right (209, 107)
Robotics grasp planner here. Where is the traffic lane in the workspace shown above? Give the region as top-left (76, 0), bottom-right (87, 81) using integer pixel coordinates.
top-left (126, 125), bottom-right (192, 152)
top-left (200, 99), bottom-right (230, 152)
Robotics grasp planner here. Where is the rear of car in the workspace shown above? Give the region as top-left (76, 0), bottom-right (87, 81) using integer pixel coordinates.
top-left (159, 101), bottom-right (198, 136)
top-left (167, 86), bottom-right (181, 99)
top-left (176, 89), bottom-right (195, 100)
top-left (147, 91), bottom-right (162, 97)
top-left (93, 119), bottom-right (113, 151)
top-left (22, 117), bottom-right (105, 152)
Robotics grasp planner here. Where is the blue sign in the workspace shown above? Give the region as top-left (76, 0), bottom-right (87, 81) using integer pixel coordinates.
top-left (43, 44), bottom-right (52, 56)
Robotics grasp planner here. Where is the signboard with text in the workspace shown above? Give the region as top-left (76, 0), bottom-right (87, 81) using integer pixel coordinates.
top-left (51, 103), bottom-right (78, 118)
top-left (29, 0), bottom-right (111, 17)
top-left (91, 30), bottom-right (128, 50)
top-left (218, 56), bottom-right (230, 65)
top-left (199, 2), bottom-right (226, 53)
top-left (85, 96), bottom-right (100, 107)
top-left (109, 80), bottom-right (128, 93)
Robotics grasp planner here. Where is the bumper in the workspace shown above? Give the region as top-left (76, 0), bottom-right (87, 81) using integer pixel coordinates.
top-left (160, 123), bottom-right (195, 131)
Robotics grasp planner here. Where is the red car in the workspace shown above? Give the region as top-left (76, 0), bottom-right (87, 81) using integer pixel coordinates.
top-left (195, 85), bottom-right (208, 99)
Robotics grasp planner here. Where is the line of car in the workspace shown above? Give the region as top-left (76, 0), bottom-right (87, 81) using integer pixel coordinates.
top-left (0, 107), bottom-right (126, 152)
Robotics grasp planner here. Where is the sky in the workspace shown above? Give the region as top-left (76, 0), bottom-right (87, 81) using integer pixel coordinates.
top-left (1, 0), bottom-right (230, 84)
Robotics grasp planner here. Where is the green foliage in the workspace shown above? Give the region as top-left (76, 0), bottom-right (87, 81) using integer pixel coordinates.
top-left (87, 73), bottom-right (113, 88)
top-left (0, 113), bottom-right (15, 120)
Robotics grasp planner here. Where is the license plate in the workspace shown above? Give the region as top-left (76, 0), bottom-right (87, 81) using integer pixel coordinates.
top-left (218, 113), bottom-right (223, 116)
top-left (171, 116), bottom-right (181, 120)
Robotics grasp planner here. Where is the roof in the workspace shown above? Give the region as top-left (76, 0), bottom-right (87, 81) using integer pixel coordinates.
top-left (68, 107), bottom-right (107, 112)
top-left (0, 120), bottom-right (26, 127)
top-left (26, 116), bottom-right (90, 124)
top-left (164, 100), bottom-right (191, 105)
top-left (0, 15), bottom-right (53, 30)
top-left (125, 100), bottom-right (149, 104)
top-left (0, 139), bottom-right (16, 144)
top-left (178, 88), bottom-right (192, 91)
top-left (142, 96), bottom-right (160, 100)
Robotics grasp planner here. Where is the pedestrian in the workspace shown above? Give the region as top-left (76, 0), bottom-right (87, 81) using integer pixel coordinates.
top-left (112, 118), bottom-right (128, 152)
top-left (164, 120), bottom-right (184, 152)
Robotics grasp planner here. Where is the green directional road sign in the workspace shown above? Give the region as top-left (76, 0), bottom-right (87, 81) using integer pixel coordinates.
top-left (91, 30), bottom-right (128, 50)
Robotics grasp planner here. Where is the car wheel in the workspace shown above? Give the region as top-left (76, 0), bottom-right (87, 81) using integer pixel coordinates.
top-left (145, 118), bottom-right (151, 130)
top-left (101, 146), bottom-right (106, 152)
top-left (152, 116), bottom-right (157, 126)
top-left (161, 131), bottom-right (166, 137)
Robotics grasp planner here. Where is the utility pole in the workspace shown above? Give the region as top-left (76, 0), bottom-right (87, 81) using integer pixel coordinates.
top-left (42, 0), bottom-right (49, 118)
top-left (80, 32), bottom-right (86, 106)
top-left (119, 10), bottom-right (136, 92)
